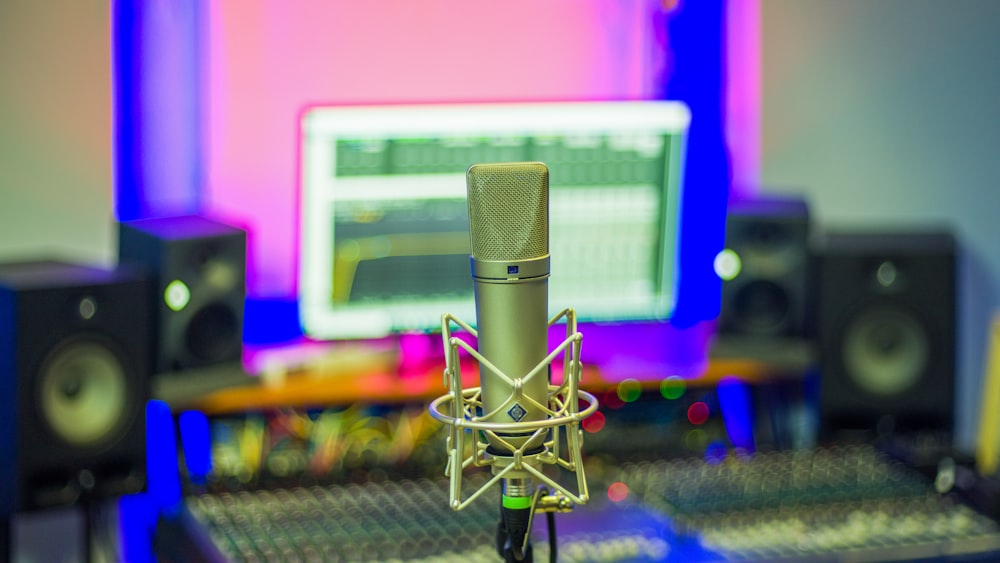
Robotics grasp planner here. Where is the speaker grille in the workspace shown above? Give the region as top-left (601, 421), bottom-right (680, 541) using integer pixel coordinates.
top-left (466, 162), bottom-right (548, 262)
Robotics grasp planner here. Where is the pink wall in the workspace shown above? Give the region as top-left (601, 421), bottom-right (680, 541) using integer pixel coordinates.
top-left (205, 1), bottom-right (669, 298)
top-left (725, 0), bottom-right (760, 194)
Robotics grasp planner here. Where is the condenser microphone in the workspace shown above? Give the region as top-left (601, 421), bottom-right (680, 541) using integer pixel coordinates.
top-left (467, 162), bottom-right (550, 455)
top-left (466, 161), bottom-right (551, 562)
top-left (429, 161), bottom-right (598, 562)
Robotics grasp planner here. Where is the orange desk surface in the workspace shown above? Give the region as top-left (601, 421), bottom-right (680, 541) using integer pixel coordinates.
top-left (171, 354), bottom-right (797, 416)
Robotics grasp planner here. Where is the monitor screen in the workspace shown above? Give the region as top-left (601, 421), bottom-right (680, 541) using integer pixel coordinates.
top-left (299, 101), bottom-right (690, 340)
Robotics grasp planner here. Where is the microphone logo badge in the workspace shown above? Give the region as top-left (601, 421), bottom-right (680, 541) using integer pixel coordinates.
top-left (508, 403), bottom-right (527, 423)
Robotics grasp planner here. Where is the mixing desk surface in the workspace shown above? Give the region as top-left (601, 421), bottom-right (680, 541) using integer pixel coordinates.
top-left (617, 445), bottom-right (1000, 561)
top-left (162, 445), bottom-right (1000, 562)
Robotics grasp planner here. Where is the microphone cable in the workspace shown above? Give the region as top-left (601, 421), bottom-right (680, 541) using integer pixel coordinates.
top-left (496, 484), bottom-right (559, 563)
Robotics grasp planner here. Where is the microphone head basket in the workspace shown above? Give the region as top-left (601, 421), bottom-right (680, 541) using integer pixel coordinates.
top-left (428, 308), bottom-right (599, 511)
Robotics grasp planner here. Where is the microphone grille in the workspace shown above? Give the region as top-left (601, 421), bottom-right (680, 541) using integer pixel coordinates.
top-left (466, 162), bottom-right (549, 262)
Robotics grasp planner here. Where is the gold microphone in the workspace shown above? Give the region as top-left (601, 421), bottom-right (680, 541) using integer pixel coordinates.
top-left (430, 162), bottom-right (598, 561)
top-left (467, 162), bottom-right (551, 455)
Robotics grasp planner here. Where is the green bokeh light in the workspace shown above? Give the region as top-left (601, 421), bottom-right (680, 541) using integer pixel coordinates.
top-left (714, 248), bottom-right (742, 281)
top-left (684, 428), bottom-right (708, 451)
top-left (616, 378), bottom-right (642, 403)
top-left (164, 279), bottom-right (191, 312)
top-left (660, 375), bottom-right (686, 400)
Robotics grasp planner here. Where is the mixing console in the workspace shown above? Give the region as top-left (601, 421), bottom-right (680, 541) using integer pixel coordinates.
top-left (618, 445), bottom-right (1000, 561)
top-left (183, 477), bottom-right (496, 562)
top-left (167, 445), bottom-right (1000, 562)
top-left (172, 474), bottom-right (683, 562)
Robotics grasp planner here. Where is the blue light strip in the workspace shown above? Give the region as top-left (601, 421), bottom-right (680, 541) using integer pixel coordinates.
top-left (117, 399), bottom-right (182, 559)
top-left (717, 377), bottom-right (756, 452)
top-left (661, 0), bottom-right (730, 326)
top-left (113, 0), bottom-right (205, 221)
top-left (145, 399), bottom-right (182, 513)
top-left (179, 410), bottom-right (213, 484)
top-left (117, 492), bottom-right (156, 563)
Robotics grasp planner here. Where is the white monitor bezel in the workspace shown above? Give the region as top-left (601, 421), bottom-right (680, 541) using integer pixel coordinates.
top-left (299, 100), bottom-right (691, 340)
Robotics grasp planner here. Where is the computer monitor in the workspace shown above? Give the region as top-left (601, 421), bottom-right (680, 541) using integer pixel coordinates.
top-left (298, 101), bottom-right (690, 340)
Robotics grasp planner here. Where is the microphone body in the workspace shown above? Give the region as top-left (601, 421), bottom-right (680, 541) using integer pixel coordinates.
top-left (467, 162), bottom-right (551, 456)
top-left (431, 161), bottom-right (596, 561)
top-left (467, 162), bottom-right (551, 560)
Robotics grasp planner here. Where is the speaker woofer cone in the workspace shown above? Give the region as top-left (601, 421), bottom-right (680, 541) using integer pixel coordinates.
top-left (842, 306), bottom-right (929, 397)
top-left (39, 339), bottom-right (130, 448)
top-left (185, 302), bottom-right (239, 362)
top-left (731, 279), bottom-right (791, 335)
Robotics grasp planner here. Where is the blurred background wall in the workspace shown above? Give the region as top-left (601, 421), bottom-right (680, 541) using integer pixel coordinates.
top-left (3, 0), bottom-right (1000, 451)
top-left (759, 0), bottom-right (1000, 448)
top-left (202, 1), bottom-right (672, 299)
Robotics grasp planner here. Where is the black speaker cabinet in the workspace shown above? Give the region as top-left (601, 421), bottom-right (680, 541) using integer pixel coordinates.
top-left (719, 195), bottom-right (812, 339)
top-left (118, 215), bottom-right (246, 374)
top-left (818, 231), bottom-right (956, 440)
top-left (718, 195), bottom-right (813, 341)
top-left (0, 261), bottom-right (149, 516)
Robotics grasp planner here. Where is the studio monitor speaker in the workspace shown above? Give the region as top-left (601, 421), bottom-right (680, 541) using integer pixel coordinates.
top-left (717, 195), bottom-right (814, 353)
top-left (0, 261), bottom-right (149, 515)
top-left (118, 215), bottom-right (246, 374)
top-left (818, 231), bottom-right (956, 440)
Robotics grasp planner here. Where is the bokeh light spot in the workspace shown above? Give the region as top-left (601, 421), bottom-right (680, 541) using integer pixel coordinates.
top-left (684, 429), bottom-right (707, 451)
top-left (582, 411), bottom-right (606, 434)
top-left (660, 375), bottom-right (686, 400)
top-left (164, 279), bottom-right (190, 312)
top-left (603, 390), bottom-right (625, 410)
top-left (714, 248), bottom-right (742, 281)
top-left (616, 378), bottom-right (642, 403)
top-left (687, 401), bottom-right (710, 425)
top-left (607, 481), bottom-right (629, 503)
top-left (705, 440), bottom-right (728, 464)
